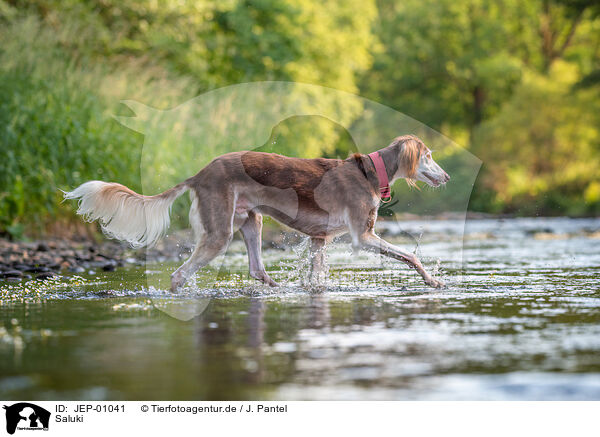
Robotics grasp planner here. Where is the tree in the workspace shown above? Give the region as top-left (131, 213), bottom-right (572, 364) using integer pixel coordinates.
top-left (362, 0), bottom-right (524, 138)
top-left (0, 0), bottom-right (378, 232)
top-left (538, 0), bottom-right (600, 71)
top-left (471, 61), bottom-right (600, 214)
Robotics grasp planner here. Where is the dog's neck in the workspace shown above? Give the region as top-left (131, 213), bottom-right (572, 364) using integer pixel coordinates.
top-left (377, 143), bottom-right (402, 183)
top-left (350, 142), bottom-right (409, 195)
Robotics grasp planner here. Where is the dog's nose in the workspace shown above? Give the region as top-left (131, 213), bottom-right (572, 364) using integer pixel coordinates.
top-left (444, 172), bottom-right (450, 182)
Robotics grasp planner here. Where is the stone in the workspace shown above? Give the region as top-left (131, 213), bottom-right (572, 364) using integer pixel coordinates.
top-left (25, 266), bottom-right (50, 273)
top-left (36, 272), bottom-right (57, 280)
top-left (102, 263), bottom-right (116, 272)
top-left (60, 261), bottom-right (71, 270)
top-left (2, 270), bottom-right (23, 278)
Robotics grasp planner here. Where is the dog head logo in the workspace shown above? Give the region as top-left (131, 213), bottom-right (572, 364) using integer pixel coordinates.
top-left (3, 403), bottom-right (50, 435)
top-left (93, 81), bottom-right (481, 319)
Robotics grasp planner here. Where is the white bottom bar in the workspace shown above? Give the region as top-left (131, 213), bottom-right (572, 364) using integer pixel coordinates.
top-left (1, 401), bottom-right (597, 436)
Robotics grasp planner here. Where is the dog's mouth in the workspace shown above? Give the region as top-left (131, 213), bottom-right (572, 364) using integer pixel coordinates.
top-left (423, 172), bottom-right (443, 187)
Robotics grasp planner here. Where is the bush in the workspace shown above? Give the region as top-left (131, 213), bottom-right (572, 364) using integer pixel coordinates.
top-left (0, 15), bottom-right (192, 235)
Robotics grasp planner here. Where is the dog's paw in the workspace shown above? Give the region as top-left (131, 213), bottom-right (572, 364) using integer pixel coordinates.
top-left (261, 273), bottom-right (280, 287)
top-left (266, 278), bottom-right (280, 287)
top-left (250, 270), bottom-right (280, 287)
top-left (426, 278), bottom-right (445, 289)
top-left (170, 273), bottom-right (186, 292)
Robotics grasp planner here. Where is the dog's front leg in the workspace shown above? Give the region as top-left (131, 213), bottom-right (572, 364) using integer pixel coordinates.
top-left (360, 232), bottom-right (444, 288)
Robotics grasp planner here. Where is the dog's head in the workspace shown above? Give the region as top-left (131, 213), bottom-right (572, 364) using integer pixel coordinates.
top-left (389, 135), bottom-right (450, 187)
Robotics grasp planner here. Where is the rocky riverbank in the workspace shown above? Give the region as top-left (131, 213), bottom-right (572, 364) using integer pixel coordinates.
top-left (0, 239), bottom-right (129, 282)
top-left (0, 225), bottom-right (307, 283)
top-left (0, 230), bottom-right (202, 282)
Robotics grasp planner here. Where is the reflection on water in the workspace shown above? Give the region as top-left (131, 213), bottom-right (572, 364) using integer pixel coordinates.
top-left (0, 218), bottom-right (599, 400)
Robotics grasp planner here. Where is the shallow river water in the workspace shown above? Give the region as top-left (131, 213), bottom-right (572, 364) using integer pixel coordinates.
top-left (1, 217), bottom-right (599, 400)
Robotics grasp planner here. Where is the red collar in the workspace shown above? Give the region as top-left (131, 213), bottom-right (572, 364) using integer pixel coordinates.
top-left (367, 151), bottom-right (392, 202)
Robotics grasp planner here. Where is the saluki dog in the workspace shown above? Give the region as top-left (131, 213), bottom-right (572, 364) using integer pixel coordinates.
top-left (64, 135), bottom-right (450, 290)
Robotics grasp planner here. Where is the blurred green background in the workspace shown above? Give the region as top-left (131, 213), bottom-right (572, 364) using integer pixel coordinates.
top-left (0, 0), bottom-right (599, 238)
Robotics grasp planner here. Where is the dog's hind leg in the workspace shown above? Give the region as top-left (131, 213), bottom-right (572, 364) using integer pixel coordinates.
top-left (170, 189), bottom-right (234, 291)
top-left (170, 231), bottom-right (234, 291)
top-left (309, 237), bottom-right (327, 284)
top-left (240, 211), bottom-right (278, 287)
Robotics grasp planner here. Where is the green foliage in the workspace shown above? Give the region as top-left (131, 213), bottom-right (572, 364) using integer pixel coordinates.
top-left (0, 0), bottom-right (599, 238)
top-left (0, 14), bottom-right (191, 234)
top-left (471, 61), bottom-right (600, 215)
top-left (0, 0), bottom-right (377, 235)
top-left (363, 0), bottom-right (528, 136)
top-left (362, 0), bottom-right (600, 215)
top-left (13, 0), bottom-right (375, 92)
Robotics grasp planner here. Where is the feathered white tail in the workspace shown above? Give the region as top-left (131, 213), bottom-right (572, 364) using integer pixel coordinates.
top-left (63, 181), bottom-right (189, 248)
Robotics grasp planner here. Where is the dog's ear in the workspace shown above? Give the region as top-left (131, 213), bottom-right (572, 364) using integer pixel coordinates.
top-left (399, 137), bottom-right (427, 181)
top-left (398, 138), bottom-right (420, 178)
